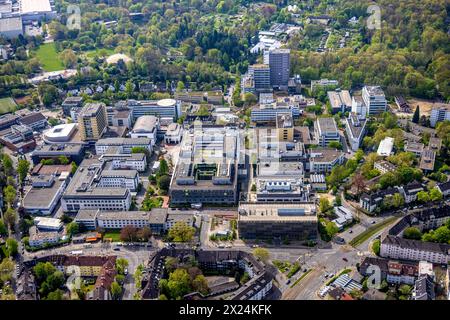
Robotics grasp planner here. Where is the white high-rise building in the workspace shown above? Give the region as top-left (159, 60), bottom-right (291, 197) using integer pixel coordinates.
top-left (430, 105), bottom-right (450, 127)
top-left (362, 86), bottom-right (387, 116)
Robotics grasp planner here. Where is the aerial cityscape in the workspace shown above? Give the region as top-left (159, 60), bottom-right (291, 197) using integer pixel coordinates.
top-left (0, 0), bottom-right (449, 306)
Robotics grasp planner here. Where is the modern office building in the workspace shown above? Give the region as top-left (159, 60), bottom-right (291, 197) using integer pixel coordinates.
top-left (328, 90), bottom-right (352, 114)
top-left (62, 96), bottom-right (83, 116)
top-left (429, 105), bottom-right (450, 127)
top-left (308, 148), bottom-right (344, 173)
top-left (362, 86), bottom-right (387, 116)
top-left (61, 159), bottom-right (133, 212)
top-left (250, 104), bottom-right (300, 124)
top-left (0, 16), bottom-right (23, 39)
top-left (238, 203), bottom-right (317, 241)
top-left (248, 64), bottom-right (271, 91)
top-left (78, 103), bottom-right (108, 141)
top-left (95, 137), bottom-right (152, 155)
top-left (169, 126), bottom-right (242, 206)
top-left (351, 96), bottom-right (367, 118)
top-left (130, 115), bottom-right (159, 148)
top-left (276, 113), bottom-right (294, 142)
top-left (31, 143), bottom-right (85, 165)
top-left (268, 49), bottom-right (290, 89)
top-left (122, 99), bottom-right (181, 121)
top-left (314, 117), bottom-right (340, 147)
top-left (164, 123), bottom-right (183, 144)
top-left (345, 113), bottom-right (367, 151)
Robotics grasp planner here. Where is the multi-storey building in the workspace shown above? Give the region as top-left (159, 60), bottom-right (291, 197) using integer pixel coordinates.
top-left (362, 86), bottom-right (387, 116)
top-left (169, 126), bottom-right (242, 206)
top-left (99, 152), bottom-right (147, 172)
top-left (250, 104), bottom-right (300, 124)
top-left (61, 159), bottom-right (133, 212)
top-left (429, 105), bottom-right (450, 127)
top-left (238, 203), bottom-right (317, 241)
top-left (78, 103), bottom-right (108, 141)
top-left (308, 148), bottom-right (344, 173)
top-left (328, 90), bottom-right (352, 114)
top-left (248, 64), bottom-right (271, 91)
top-left (314, 117), bottom-right (340, 147)
top-left (345, 113), bottom-right (367, 151)
top-left (95, 137), bottom-right (152, 155)
top-left (380, 235), bottom-right (450, 264)
top-left (121, 99), bottom-right (181, 121)
top-left (268, 49), bottom-right (290, 89)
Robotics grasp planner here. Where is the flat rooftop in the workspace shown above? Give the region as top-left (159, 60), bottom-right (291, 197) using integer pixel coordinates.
top-left (238, 203), bottom-right (317, 222)
top-left (309, 148), bottom-right (343, 163)
top-left (20, 0), bottom-right (52, 13)
top-left (316, 117), bottom-right (338, 134)
top-left (23, 179), bottom-right (65, 210)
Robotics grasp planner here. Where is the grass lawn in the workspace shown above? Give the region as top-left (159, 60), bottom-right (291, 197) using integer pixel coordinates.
top-left (0, 97), bottom-right (17, 115)
top-left (103, 230), bottom-right (121, 242)
top-left (349, 216), bottom-right (398, 247)
top-left (84, 48), bottom-right (115, 59)
top-left (35, 43), bottom-right (64, 71)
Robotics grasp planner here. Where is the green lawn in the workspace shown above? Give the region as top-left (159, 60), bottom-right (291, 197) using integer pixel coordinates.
top-left (349, 216), bottom-right (398, 247)
top-left (0, 97), bottom-right (17, 115)
top-left (103, 230), bottom-right (121, 242)
top-left (35, 43), bottom-right (64, 71)
top-left (84, 48), bottom-right (114, 59)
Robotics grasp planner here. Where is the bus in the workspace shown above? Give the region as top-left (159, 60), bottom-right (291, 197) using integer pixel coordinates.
top-left (71, 250), bottom-right (83, 255)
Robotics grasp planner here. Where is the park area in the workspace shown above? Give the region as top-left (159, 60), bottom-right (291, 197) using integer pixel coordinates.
top-left (35, 43), bottom-right (64, 72)
top-left (0, 98), bottom-right (17, 115)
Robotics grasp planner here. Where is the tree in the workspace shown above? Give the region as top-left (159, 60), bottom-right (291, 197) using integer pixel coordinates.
top-left (352, 174), bottom-right (366, 195)
top-left (429, 187), bottom-right (443, 201)
top-left (355, 149), bottom-right (364, 162)
top-left (192, 275), bottom-right (209, 295)
top-left (71, 161), bottom-right (78, 175)
top-left (417, 190), bottom-right (430, 203)
top-left (412, 106), bottom-right (420, 124)
top-left (176, 81), bottom-right (185, 91)
top-left (3, 207), bottom-right (17, 230)
top-left (432, 226), bottom-right (450, 243)
top-left (168, 222), bottom-right (195, 242)
top-left (392, 193), bottom-right (405, 208)
top-left (110, 281), bottom-right (122, 300)
top-left (66, 222), bottom-right (79, 236)
top-left (164, 257), bottom-right (178, 273)
top-left (5, 238), bottom-right (18, 257)
top-left (2, 154), bottom-right (14, 175)
top-left (137, 227), bottom-right (152, 241)
top-left (33, 262), bottom-right (57, 283)
top-left (372, 239), bottom-right (381, 255)
top-left (157, 175), bottom-right (171, 192)
top-left (328, 141), bottom-right (343, 150)
top-left (0, 219), bottom-right (7, 235)
top-left (0, 258), bottom-right (14, 283)
top-left (120, 226), bottom-right (139, 242)
top-left (319, 197), bottom-right (331, 213)
top-left (58, 156), bottom-right (70, 165)
top-left (46, 289), bottom-right (64, 300)
top-left (158, 159), bottom-right (169, 176)
top-left (17, 159), bottom-right (30, 184)
top-left (252, 248), bottom-right (270, 262)
top-left (403, 227), bottom-right (422, 240)
top-left (60, 49), bottom-right (77, 68)
top-left (115, 258), bottom-right (129, 275)
top-left (167, 268), bottom-right (191, 299)
top-left (325, 221), bottom-right (339, 239)
top-left (398, 284), bottom-right (412, 296)
top-left (3, 185), bottom-right (16, 207)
